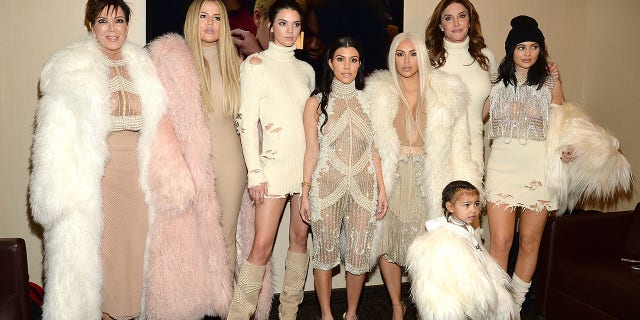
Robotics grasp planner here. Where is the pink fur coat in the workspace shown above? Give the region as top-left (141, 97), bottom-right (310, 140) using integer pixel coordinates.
top-left (147, 34), bottom-right (274, 319)
top-left (146, 34), bottom-right (232, 318)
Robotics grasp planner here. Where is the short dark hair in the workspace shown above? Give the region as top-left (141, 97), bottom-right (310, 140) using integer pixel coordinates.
top-left (441, 180), bottom-right (479, 212)
top-left (85, 0), bottom-right (131, 26)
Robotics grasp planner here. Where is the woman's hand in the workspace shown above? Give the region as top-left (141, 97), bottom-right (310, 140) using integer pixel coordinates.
top-left (376, 190), bottom-right (388, 220)
top-left (299, 195), bottom-right (311, 224)
top-left (249, 182), bottom-right (268, 205)
top-left (561, 145), bottom-right (577, 163)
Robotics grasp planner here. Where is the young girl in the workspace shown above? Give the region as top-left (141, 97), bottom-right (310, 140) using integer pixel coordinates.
top-left (407, 181), bottom-right (518, 320)
top-left (229, 0), bottom-right (315, 319)
top-left (300, 36), bottom-right (387, 320)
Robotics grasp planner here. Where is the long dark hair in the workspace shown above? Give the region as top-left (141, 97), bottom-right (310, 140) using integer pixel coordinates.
top-left (313, 36), bottom-right (365, 133)
top-left (425, 0), bottom-right (489, 71)
top-left (495, 43), bottom-right (550, 90)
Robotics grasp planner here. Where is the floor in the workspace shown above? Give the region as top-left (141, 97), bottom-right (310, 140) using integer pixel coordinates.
top-left (208, 282), bottom-right (541, 319)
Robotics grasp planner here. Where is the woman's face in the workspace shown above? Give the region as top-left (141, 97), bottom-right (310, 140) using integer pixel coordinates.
top-left (394, 40), bottom-right (419, 79)
top-left (439, 2), bottom-right (469, 43)
top-left (328, 46), bottom-right (360, 85)
top-left (513, 41), bottom-right (540, 73)
top-left (270, 8), bottom-right (302, 47)
top-left (199, 1), bottom-right (221, 47)
top-left (91, 6), bottom-right (128, 60)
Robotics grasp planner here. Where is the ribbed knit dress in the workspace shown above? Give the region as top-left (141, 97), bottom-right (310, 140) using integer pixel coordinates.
top-left (202, 44), bottom-right (246, 271)
top-left (438, 36), bottom-right (497, 170)
top-left (237, 41), bottom-right (315, 195)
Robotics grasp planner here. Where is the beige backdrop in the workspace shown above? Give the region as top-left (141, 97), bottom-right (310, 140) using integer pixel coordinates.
top-left (1, 0), bottom-right (637, 292)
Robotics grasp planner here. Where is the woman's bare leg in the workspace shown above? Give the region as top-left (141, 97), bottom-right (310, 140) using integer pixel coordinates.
top-left (379, 257), bottom-right (404, 320)
top-left (487, 202), bottom-right (517, 271)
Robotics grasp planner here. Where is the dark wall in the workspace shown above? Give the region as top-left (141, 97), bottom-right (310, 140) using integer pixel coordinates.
top-left (146, 0), bottom-right (191, 42)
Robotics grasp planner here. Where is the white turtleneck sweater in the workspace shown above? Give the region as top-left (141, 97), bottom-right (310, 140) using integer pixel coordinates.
top-left (238, 41), bottom-right (315, 195)
top-left (438, 36), bottom-right (497, 170)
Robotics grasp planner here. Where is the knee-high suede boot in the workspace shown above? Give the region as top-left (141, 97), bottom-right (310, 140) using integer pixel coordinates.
top-left (511, 274), bottom-right (531, 312)
top-left (227, 260), bottom-right (266, 320)
top-left (278, 251), bottom-right (309, 320)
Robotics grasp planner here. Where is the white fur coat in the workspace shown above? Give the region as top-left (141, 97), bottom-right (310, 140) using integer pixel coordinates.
top-left (30, 35), bottom-right (167, 319)
top-left (545, 102), bottom-right (633, 214)
top-left (407, 217), bottom-right (518, 320)
top-left (365, 70), bottom-right (482, 220)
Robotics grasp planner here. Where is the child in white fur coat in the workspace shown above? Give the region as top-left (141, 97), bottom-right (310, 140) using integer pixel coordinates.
top-left (407, 181), bottom-right (519, 320)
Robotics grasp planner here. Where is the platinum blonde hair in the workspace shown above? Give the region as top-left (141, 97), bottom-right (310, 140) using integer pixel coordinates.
top-left (387, 32), bottom-right (430, 140)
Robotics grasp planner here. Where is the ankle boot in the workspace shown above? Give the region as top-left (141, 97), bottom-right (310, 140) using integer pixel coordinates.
top-left (510, 274), bottom-right (531, 312)
top-left (227, 260), bottom-right (266, 320)
top-left (278, 251), bottom-right (309, 320)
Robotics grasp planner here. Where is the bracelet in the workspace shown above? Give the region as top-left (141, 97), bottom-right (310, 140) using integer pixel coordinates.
top-left (301, 181), bottom-right (312, 188)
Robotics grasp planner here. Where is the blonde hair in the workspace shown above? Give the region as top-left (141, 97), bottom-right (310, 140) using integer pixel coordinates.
top-left (185, 0), bottom-right (241, 118)
top-left (387, 32), bottom-right (431, 141)
top-left (254, 0), bottom-right (277, 13)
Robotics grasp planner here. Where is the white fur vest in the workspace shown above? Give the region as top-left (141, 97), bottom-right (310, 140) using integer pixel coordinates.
top-left (365, 70), bottom-right (482, 219)
top-left (30, 36), bottom-right (167, 319)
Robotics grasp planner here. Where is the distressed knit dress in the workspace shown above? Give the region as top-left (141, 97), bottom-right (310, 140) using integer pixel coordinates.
top-left (485, 73), bottom-right (558, 212)
top-left (237, 41), bottom-right (315, 196)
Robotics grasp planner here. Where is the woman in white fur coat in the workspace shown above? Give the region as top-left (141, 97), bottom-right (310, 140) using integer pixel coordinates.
top-left (365, 32), bottom-right (482, 320)
top-left (30, 0), bottom-right (229, 318)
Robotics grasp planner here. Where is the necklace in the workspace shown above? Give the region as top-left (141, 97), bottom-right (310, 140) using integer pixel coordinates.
top-left (447, 215), bottom-right (467, 227)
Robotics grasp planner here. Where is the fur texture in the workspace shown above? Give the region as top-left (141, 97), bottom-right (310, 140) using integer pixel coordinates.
top-left (366, 70), bottom-right (481, 220)
top-left (146, 33), bottom-right (233, 318)
top-left (407, 218), bottom-right (518, 320)
top-left (30, 35), bottom-right (167, 319)
top-left (545, 102), bottom-right (633, 214)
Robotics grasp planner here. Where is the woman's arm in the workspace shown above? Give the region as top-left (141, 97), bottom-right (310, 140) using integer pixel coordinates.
top-left (482, 98), bottom-right (490, 123)
top-left (238, 58), bottom-right (269, 203)
top-left (300, 96), bottom-right (320, 224)
top-left (551, 68), bottom-right (564, 105)
top-left (372, 149), bottom-right (388, 220)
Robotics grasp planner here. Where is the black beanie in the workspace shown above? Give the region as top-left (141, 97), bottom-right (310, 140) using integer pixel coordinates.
top-left (504, 15), bottom-right (545, 54)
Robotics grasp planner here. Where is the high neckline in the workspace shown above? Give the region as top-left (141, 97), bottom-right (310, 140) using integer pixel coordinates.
top-left (106, 58), bottom-right (126, 67)
top-left (331, 79), bottom-right (357, 98)
top-left (264, 41), bottom-right (295, 61)
top-left (202, 43), bottom-right (219, 56)
top-left (444, 36), bottom-right (470, 52)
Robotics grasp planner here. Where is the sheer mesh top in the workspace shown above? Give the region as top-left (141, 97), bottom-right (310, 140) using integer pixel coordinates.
top-left (488, 72), bottom-right (556, 143)
top-left (107, 59), bottom-right (143, 131)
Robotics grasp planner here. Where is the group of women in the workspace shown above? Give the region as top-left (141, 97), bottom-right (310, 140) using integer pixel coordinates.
top-left (30, 0), bottom-right (631, 319)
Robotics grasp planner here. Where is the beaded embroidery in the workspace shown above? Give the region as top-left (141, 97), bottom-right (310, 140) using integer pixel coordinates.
top-left (310, 79), bottom-right (377, 273)
top-left (107, 59), bottom-right (143, 131)
top-left (488, 73), bottom-right (555, 144)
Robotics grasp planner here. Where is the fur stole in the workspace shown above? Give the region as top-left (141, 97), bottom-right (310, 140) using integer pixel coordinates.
top-left (545, 102), bottom-right (633, 214)
top-left (407, 217), bottom-right (518, 320)
top-left (30, 35), bottom-right (167, 320)
top-left (366, 70), bottom-right (480, 219)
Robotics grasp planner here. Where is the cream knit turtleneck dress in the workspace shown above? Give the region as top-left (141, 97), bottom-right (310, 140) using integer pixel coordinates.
top-left (438, 36), bottom-right (497, 170)
top-left (202, 44), bottom-right (246, 271)
top-left (237, 41), bottom-right (315, 196)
